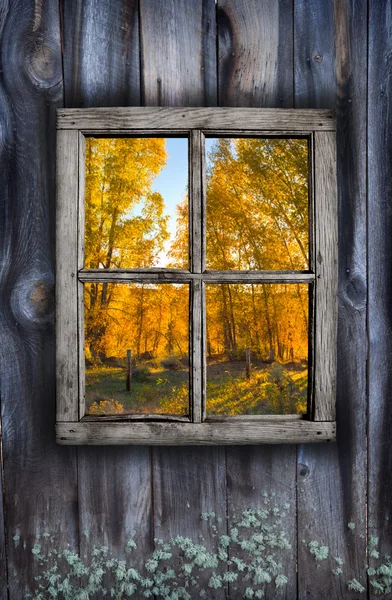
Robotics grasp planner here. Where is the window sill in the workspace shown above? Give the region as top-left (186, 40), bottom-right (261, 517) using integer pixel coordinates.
top-left (56, 419), bottom-right (336, 445)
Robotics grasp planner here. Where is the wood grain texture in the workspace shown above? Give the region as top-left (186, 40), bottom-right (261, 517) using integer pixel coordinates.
top-left (152, 447), bottom-right (227, 595)
top-left (79, 270), bottom-right (316, 283)
top-left (77, 447), bottom-right (152, 570)
top-left (0, 433), bottom-right (8, 600)
top-left (56, 130), bottom-right (79, 421)
top-left (140, 3), bottom-right (226, 595)
top-left (57, 106), bottom-right (336, 130)
top-left (313, 131), bottom-right (338, 421)
top-left (218, 0), bottom-right (293, 108)
top-left (57, 420), bottom-right (336, 445)
top-left (368, 1), bottom-right (392, 595)
top-left (62, 0), bottom-right (140, 107)
top-left (139, 0), bottom-right (217, 106)
top-left (216, 3), bottom-right (298, 597)
top-left (296, 0), bottom-right (368, 597)
top-left (61, 0), bottom-right (155, 583)
top-left (0, 0), bottom-right (79, 596)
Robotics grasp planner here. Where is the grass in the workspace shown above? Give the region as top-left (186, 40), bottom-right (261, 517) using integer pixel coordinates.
top-left (86, 361), bottom-right (189, 415)
top-left (86, 358), bottom-right (307, 417)
top-left (206, 359), bottom-right (307, 416)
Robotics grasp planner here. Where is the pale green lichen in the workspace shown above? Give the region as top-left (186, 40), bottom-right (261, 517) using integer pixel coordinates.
top-left (348, 578), bottom-right (366, 593)
top-left (18, 505), bottom-right (293, 599)
top-left (17, 501), bottom-right (392, 598)
top-left (306, 540), bottom-right (329, 561)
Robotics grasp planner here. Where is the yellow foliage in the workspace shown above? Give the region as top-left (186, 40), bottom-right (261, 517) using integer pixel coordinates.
top-left (88, 399), bottom-right (125, 415)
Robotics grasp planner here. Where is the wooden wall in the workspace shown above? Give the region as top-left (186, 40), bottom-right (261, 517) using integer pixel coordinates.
top-left (0, 0), bottom-right (388, 598)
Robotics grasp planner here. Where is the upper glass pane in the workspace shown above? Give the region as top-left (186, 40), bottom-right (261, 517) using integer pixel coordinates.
top-left (84, 137), bottom-right (189, 269)
top-left (205, 138), bottom-right (309, 271)
top-left (84, 282), bottom-right (189, 416)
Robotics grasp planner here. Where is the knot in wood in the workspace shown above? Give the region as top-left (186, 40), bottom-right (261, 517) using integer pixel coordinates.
top-left (31, 280), bottom-right (54, 317)
top-left (11, 275), bottom-right (54, 328)
top-left (27, 44), bottom-right (61, 89)
top-left (298, 463), bottom-right (310, 478)
top-left (345, 273), bottom-right (366, 310)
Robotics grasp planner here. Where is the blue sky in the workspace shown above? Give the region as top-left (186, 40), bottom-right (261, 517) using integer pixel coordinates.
top-left (151, 138), bottom-right (188, 236)
top-left (149, 137), bottom-right (217, 265)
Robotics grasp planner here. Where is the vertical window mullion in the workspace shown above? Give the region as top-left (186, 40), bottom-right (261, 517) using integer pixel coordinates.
top-left (190, 130), bottom-right (203, 422)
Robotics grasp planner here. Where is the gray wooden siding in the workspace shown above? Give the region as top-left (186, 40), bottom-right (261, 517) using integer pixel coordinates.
top-left (0, 0), bottom-right (387, 598)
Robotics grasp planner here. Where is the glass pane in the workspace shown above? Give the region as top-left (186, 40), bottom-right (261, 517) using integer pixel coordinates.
top-left (205, 138), bottom-right (309, 270)
top-left (84, 137), bottom-right (189, 269)
top-left (84, 283), bottom-right (189, 416)
top-left (206, 283), bottom-right (309, 415)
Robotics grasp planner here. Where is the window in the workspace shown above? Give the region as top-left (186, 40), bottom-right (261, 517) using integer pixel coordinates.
top-left (56, 108), bottom-right (337, 445)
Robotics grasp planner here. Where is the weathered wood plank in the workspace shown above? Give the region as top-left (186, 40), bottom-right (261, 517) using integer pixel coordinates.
top-left (296, 0), bottom-right (368, 597)
top-left (57, 106), bottom-right (336, 130)
top-left (63, 0), bottom-right (140, 108)
top-left (140, 2), bottom-right (226, 595)
top-left (61, 0), bottom-right (154, 586)
top-left (77, 447), bottom-right (152, 571)
top-left (0, 0), bottom-right (79, 596)
top-left (152, 447), bottom-right (227, 593)
top-left (368, 1), bottom-right (392, 597)
top-left (57, 420), bottom-right (336, 445)
top-left (56, 130), bottom-right (80, 422)
top-left (218, 0), bottom-right (293, 108)
top-left (217, 2), bottom-right (298, 598)
top-left (139, 0), bottom-right (217, 106)
top-left (313, 131), bottom-right (338, 421)
top-left (0, 432), bottom-right (8, 600)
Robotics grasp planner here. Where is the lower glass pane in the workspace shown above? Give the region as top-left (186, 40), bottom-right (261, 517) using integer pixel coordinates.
top-left (206, 283), bottom-right (309, 416)
top-left (84, 282), bottom-right (189, 416)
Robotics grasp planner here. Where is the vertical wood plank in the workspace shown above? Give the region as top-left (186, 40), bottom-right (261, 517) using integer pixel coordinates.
top-left (218, 0), bottom-right (293, 108)
top-left (368, 2), bottom-right (392, 596)
top-left (0, 0), bottom-right (79, 596)
top-left (62, 0), bottom-right (154, 580)
top-left (295, 0), bottom-right (368, 597)
top-left (63, 0), bottom-right (140, 107)
top-left (140, 0), bottom-right (217, 107)
top-left (140, 0), bottom-right (226, 596)
top-left (0, 431), bottom-right (8, 599)
top-left (217, 2), bottom-right (297, 598)
top-left (56, 130), bottom-right (80, 422)
top-left (313, 131), bottom-right (338, 421)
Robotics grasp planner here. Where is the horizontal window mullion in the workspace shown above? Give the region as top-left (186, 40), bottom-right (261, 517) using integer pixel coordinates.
top-left (78, 269), bottom-right (193, 283)
top-left (201, 271), bottom-right (315, 283)
top-left (78, 270), bottom-right (315, 284)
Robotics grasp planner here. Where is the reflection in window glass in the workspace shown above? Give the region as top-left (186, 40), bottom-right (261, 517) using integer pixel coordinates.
top-left (206, 283), bottom-right (309, 416)
top-left (84, 283), bottom-right (189, 416)
top-left (84, 137), bottom-right (189, 269)
top-left (205, 138), bottom-right (309, 270)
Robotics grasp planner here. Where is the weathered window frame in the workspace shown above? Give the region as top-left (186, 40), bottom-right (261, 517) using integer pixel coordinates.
top-left (56, 107), bottom-right (337, 445)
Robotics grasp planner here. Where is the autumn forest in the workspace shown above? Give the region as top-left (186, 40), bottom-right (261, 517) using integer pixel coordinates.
top-left (83, 136), bottom-right (310, 417)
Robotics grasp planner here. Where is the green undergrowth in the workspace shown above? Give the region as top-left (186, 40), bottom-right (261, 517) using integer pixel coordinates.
top-left (12, 503), bottom-right (392, 598)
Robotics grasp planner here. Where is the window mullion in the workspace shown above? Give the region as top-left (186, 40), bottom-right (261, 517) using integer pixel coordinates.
top-left (190, 130), bottom-right (204, 422)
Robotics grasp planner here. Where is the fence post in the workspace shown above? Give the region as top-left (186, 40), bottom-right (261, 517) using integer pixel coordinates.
top-left (245, 348), bottom-right (251, 379)
top-left (126, 350), bottom-right (132, 391)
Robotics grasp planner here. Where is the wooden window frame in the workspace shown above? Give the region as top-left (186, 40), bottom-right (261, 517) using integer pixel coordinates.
top-left (56, 107), bottom-right (337, 445)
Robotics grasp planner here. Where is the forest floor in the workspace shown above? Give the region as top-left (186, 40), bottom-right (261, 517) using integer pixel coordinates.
top-left (85, 359), bottom-right (308, 416)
